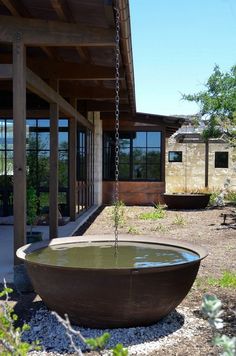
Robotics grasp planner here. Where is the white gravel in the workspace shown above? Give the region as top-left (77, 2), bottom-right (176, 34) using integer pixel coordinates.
top-left (23, 305), bottom-right (210, 355)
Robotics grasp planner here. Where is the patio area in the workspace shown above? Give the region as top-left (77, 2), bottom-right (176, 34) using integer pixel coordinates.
top-left (0, 205), bottom-right (99, 283)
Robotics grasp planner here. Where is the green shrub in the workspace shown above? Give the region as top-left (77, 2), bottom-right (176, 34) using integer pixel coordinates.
top-left (207, 271), bottom-right (236, 288)
top-left (201, 294), bottom-right (236, 355)
top-left (139, 204), bottom-right (165, 220)
top-left (111, 200), bottom-right (126, 227)
top-left (0, 283), bottom-right (41, 355)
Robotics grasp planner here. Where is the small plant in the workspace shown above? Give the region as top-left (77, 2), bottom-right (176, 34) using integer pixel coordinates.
top-left (52, 312), bottom-right (128, 356)
top-left (173, 214), bottom-right (186, 226)
top-left (85, 332), bottom-right (110, 351)
top-left (201, 294), bottom-right (236, 355)
top-left (152, 223), bottom-right (169, 233)
top-left (111, 200), bottom-right (126, 228)
top-left (139, 204), bottom-right (165, 220)
top-left (0, 281), bottom-right (41, 355)
top-left (127, 226), bottom-right (140, 234)
top-left (207, 271), bottom-right (236, 288)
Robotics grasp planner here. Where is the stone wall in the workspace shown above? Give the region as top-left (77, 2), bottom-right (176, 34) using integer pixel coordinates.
top-left (166, 139), bottom-right (236, 192)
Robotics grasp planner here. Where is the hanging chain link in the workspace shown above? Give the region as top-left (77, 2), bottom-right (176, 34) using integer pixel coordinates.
top-left (114, 1), bottom-right (120, 253)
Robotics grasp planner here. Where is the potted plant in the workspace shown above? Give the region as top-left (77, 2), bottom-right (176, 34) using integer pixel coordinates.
top-left (163, 188), bottom-right (211, 210)
top-left (27, 186), bottom-right (42, 243)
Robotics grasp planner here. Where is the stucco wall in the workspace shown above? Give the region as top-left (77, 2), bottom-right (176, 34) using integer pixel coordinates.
top-left (166, 139), bottom-right (236, 192)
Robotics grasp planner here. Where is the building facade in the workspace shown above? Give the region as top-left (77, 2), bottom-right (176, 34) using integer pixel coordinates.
top-left (166, 127), bottom-right (236, 192)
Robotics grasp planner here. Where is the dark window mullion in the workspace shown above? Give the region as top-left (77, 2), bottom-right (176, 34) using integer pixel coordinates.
top-left (130, 136), bottom-right (133, 179)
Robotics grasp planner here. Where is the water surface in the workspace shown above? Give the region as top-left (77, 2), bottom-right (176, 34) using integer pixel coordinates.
top-left (26, 242), bottom-right (199, 269)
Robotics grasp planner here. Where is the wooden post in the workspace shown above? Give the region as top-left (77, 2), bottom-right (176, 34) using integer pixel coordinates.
top-left (69, 98), bottom-right (77, 221)
top-left (13, 38), bottom-right (26, 264)
top-left (49, 80), bottom-right (59, 239)
top-left (205, 140), bottom-right (209, 188)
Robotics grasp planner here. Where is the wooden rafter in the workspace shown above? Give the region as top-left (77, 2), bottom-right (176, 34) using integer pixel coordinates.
top-left (26, 67), bottom-right (93, 130)
top-left (50, 0), bottom-right (91, 63)
top-left (0, 15), bottom-right (115, 46)
top-left (0, 0), bottom-right (55, 59)
top-left (27, 59), bottom-right (123, 80)
top-left (59, 81), bottom-right (127, 99)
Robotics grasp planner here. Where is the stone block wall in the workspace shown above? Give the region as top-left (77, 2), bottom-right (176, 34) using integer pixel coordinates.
top-left (166, 139), bottom-right (236, 192)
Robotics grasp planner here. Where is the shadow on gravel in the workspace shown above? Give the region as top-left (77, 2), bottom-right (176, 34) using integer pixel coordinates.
top-left (21, 307), bottom-right (185, 353)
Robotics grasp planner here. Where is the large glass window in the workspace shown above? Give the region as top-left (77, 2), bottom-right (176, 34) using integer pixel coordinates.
top-left (0, 118), bottom-right (69, 217)
top-left (103, 131), bottom-right (162, 181)
top-left (77, 128), bottom-right (94, 215)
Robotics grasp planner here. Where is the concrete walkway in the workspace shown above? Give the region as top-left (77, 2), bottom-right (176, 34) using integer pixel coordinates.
top-left (0, 205), bottom-right (99, 284)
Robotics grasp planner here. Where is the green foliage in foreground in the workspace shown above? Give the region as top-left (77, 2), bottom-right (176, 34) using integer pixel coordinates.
top-left (202, 294), bottom-right (236, 355)
top-left (0, 285), bottom-right (41, 355)
top-left (85, 332), bottom-right (110, 350)
top-left (139, 204), bottom-right (166, 220)
top-left (207, 271), bottom-right (236, 288)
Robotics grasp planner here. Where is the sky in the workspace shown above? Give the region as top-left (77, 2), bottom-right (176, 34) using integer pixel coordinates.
top-left (129, 0), bottom-right (236, 116)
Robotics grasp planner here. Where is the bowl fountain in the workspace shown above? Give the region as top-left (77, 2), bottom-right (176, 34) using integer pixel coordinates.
top-left (163, 193), bottom-right (211, 209)
top-left (16, 235), bottom-right (207, 328)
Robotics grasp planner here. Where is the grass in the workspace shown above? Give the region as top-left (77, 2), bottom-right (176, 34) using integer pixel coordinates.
top-left (127, 226), bottom-right (140, 234)
top-left (195, 271), bottom-right (236, 289)
top-left (139, 204), bottom-right (166, 220)
top-left (207, 271), bottom-right (236, 288)
top-left (151, 223), bottom-right (169, 233)
top-left (173, 214), bottom-right (186, 226)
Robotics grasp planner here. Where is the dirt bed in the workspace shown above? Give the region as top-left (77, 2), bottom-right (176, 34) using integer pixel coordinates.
top-left (1, 205), bottom-right (235, 355)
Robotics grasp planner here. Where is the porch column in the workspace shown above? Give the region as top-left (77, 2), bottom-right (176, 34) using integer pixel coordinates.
top-left (93, 112), bottom-right (102, 205)
top-left (69, 98), bottom-right (77, 221)
top-left (13, 39), bottom-right (26, 264)
top-left (49, 80), bottom-right (59, 239)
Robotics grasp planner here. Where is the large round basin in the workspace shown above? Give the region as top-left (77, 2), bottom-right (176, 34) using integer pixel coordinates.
top-left (163, 193), bottom-right (211, 209)
top-left (16, 235), bottom-right (207, 328)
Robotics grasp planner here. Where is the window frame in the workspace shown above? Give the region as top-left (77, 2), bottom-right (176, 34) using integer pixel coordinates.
top-left (215, 151), bottom-right (229, 168)
top-left (103, 130), bottom-right (162, 182)
top-left (168, 151), bottom-right (183, 163)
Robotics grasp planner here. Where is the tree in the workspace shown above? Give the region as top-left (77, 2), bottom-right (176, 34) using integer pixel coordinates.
top-left (183, 64), bottom-right (236, 147)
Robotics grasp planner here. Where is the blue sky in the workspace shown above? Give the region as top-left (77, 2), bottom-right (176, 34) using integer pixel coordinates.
top-left (129, 0), bottom-right (236, 116)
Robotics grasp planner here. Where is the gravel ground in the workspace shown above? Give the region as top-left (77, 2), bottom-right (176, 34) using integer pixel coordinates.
top-left (23, 305), bottom-right (210, 356)
top-left (1, 204), bottom-right (236, 355)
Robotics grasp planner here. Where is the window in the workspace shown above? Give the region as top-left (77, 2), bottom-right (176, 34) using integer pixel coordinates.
top-left (168, 151), bottom-right (182, 162)
top-left (215, 152), bottom-right (228, 168)
top-left (103, 131), bottom-right (162, 181)
top-left (0, 118), bottom-right (69, 217)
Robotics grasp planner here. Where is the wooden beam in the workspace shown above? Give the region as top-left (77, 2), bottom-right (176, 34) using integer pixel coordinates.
top-left (13, 40), bottom-right (26, 263)
top-left (50, 0), bottom-right (91, 63)
top-left (0, 0), bottom-right (31, 17)
top-left (69, 98), bottom-right (77, 221)
top-left (59, 82), bottom-right (128, 99)
top-left (0, 64), bottom-right (12, 79)
top-left (0, 15), bottom-right (115, 46)
top-left (27, 59), bottom-right (124, 80)
top-left (0, 0), bottom-right (56, 60)
top-left (26, 67), bottom-right (93, 130)
top-left (80, 100), bottom-right (130, 112)
top-left (49, 80), bottom-right (59, 239)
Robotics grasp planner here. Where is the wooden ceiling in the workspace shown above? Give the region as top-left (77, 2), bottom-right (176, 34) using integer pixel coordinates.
top-left (0, 0), bottom-right (136, 117)
top-left (0, 0), bottom-right (186, 134)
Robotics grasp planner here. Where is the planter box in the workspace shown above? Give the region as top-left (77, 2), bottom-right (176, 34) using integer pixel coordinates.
top-left (163, 193), bottom-right (211, 210)
top-left (27, 231), bottom-right (43, 244)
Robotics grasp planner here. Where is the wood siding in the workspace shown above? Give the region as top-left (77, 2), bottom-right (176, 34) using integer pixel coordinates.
top-left (103, 181), bottom-right (165, 205)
